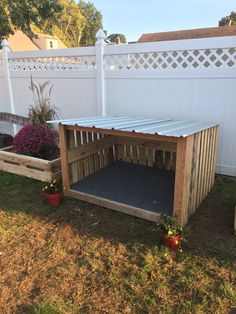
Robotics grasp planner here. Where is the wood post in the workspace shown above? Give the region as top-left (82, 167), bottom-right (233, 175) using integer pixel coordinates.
top-left (173, 136), bottom-right (194, 226)
top-left (59, 124), bottom-right (70, 195)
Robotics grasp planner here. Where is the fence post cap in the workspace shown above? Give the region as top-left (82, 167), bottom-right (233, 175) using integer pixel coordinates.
top-left (96, 29), bottom-right (106, 45)
top-left (1, 39), bottom-right (10, 51)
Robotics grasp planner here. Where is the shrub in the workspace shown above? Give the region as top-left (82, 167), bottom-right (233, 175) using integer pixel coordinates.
top-left (13, 124), bottom-right (59, 160)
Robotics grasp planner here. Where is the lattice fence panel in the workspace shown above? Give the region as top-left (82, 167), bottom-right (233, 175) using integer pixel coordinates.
top-left (104, 48), bottom-right (236, 70)
top-left (9, 56), bottom-right (96, 71)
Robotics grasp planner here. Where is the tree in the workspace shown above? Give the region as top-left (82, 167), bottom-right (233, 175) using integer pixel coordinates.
top-left (107, 33), bottom-right (126, 44)
top-left (37, 0), bottom-right (86, 48)
top-left (52, 0), bottom-right (86, 47)
top-left (79, 1), bottom-right (103, 46)
top-left (0, 0), bottom-right (63, 41)
top-left (219, 11), bottom-right (236, 26)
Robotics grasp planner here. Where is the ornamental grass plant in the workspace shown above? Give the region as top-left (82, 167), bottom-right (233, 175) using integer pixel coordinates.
top-left (28, 76), bottom-right (58, 128)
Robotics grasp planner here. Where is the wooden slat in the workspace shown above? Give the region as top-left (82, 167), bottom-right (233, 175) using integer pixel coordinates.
top-left (210, 126), bottom-right (219, 188)
top-left (116, 144), bottom-right (124, 161)
top-left (201, 129), bottom-right (209, 202)
top-left (82, 132), bottom-right (89, 177)
top-left (147, 148), bottom-right (153, 167)
top-left (88, 132), bottom-right (95, 174)
top-left (76, 131), bottom-right (84, 180)
top-left (59, 124), bottom-right (70, 194)
top-left (69, 130), bottom-right (78, 184)
top-left (0, 160), bottom-right (56, 181)
top-left (154, 150), bottom-right (164, 169)
top-left (196, 130), bottom-right (206, 207)
top-left (173, 136), bottom-right (194, 226)
top-left (108, 146), bottom-right (114, 164)
top-left (171, 152), bottom-right (176, 171)
top-left (99, 134), bottom-right (105, 168)
top-left (125, 145), bottom-right (132, 162)
top-left (132, 146), bottom-right (138, 164)
top-left (208, 127), bottom-right (216, 189)
top-left (164, 151), bottom-right (171, 170)
top-left (138, 147), bottom-right (147, 166)
top-left (68, 189), bottom-right (160, 223)
top-left (202, 129), bottom-right (210, 198)
top-left (0, 146), bottom-right (53, 170)
top-left (190, 132), bottom-right (200, 215)
top-left (205, 128), bottom-right (213, 195)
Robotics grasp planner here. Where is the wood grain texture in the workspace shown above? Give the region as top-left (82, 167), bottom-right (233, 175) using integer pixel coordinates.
top-left (59, 124), bottom-right (70, 194)
top-left (173, 136), bottom-right (194, 226)
top-left (0, 146), bottom-right (61, 181)
top-left (68, 189), bottom-right (160, 222)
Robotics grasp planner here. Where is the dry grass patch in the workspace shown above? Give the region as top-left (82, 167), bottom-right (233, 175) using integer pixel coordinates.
top-left (0, 171), bottom-right (235, 313)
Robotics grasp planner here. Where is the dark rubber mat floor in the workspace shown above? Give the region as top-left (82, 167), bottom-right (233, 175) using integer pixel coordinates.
top-left (71, 161), bottom-right (175, 215)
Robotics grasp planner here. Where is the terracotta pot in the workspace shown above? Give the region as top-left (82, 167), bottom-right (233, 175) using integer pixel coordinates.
top-left (162, 234), bottom-right (181, 250)
top-left (45, 193), bottom-right (62, 206)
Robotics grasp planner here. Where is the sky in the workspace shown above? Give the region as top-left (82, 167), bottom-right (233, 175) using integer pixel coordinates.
top-left (90, 0), bottom-right (235, 42)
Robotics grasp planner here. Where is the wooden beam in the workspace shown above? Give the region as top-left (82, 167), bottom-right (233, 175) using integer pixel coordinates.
top-left (116, 137), bottom-right (177, 152)
top-left (173, 135), bottom-right (194, 226)
top-left (68, 189), bottom-right (160, 222)
top-left (59, 124), bottom-right (70, 195)
top-left (65, 125), bottom-right (178, 143)
top-left (68, 135), bottom-right (116, 163)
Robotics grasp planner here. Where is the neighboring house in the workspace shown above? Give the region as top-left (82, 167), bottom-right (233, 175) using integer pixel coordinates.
top-left (138, 26), bottom-right (236, 43)
top-left (8, 30), bottom-right (39, 51)
top-left (7, 30), bottom-right (66, 51)
top-left (32, 33), bottom-right (67, 50)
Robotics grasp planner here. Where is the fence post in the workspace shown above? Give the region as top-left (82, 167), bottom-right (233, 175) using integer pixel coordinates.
top-left (1, 39), bottom-right (17, 135)
top-left (95, 29), bottom-right (106, 116)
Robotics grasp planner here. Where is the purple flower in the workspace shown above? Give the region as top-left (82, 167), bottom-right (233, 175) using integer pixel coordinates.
top-left (13, 124), bottom-right (59, 160)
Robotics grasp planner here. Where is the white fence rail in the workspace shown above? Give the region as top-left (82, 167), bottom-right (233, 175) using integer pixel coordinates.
top-left (0, 31), bottom-right (236, 176)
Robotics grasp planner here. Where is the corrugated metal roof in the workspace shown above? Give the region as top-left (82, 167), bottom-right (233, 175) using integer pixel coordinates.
top-left (48, 116), bottom-right (218, 138)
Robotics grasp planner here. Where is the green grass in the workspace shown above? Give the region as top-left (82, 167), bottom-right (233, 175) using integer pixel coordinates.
top-left (33, 302), bottom-right (61, 314)
top-left (0, 171), bottom-right (235, 313)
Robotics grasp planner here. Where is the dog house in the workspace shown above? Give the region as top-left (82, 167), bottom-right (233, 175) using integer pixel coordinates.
top-left (51, 116), bottom-right (219, 226)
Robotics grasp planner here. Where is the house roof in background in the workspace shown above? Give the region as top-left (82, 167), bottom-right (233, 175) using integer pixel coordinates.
top-left (138, 26), bottom-right (236, 43)
top-left (7, 30), bottom-right (67, 51)
top-left (33, 33), bottom-right (67, 49)
top-left (8, 30), bottom-right (39, 51)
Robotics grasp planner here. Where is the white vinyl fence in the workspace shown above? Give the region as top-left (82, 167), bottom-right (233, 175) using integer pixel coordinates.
top-left (0, 31), bottom-right (236, 176)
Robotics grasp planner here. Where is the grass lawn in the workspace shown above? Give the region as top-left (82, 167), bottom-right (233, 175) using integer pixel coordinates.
top-left (0, 171), bottom-right (235, 314)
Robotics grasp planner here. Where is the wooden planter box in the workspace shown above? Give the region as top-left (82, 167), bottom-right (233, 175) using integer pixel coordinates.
top-left (0, 146), bottom-right (61, 181)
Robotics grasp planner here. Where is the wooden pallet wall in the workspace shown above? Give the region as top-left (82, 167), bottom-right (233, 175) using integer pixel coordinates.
top-left (67, 130), bottom-right (115, 184)
top-left (184, 126), bottom-right (219, 223)
top-left (115, 137), bottom-right (177, 170)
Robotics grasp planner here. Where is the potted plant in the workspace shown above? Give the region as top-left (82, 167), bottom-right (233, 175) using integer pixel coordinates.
top-left (159, 214), bottom-right (183, 250)
top-left (42, 179), bottom-right (62, 206)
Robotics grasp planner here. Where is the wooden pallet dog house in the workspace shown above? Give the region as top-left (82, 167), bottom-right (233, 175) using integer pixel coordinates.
top-left (51, 116), bottom-right (219, 226)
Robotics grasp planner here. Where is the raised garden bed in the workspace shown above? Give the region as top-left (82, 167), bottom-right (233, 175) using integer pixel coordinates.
top-left (0, 146), bottom-right (61, 181)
